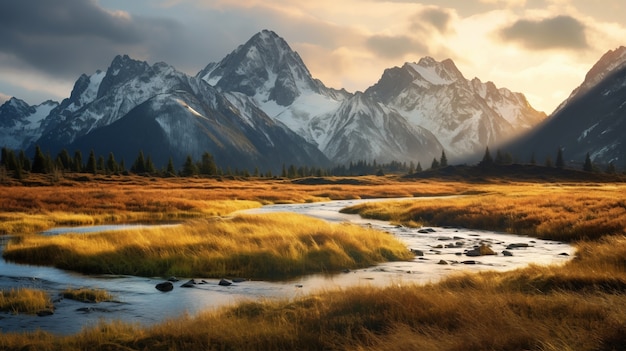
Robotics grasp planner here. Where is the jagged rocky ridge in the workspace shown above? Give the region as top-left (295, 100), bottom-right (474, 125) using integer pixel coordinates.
top-left (199, 30), bottom-right (545, 166)
top-left (2, 29), bottom-right (550, 170)
top-left (21, 54), bottom-right (331, 172)
top-left (506, 46), bottom-right (626, 167)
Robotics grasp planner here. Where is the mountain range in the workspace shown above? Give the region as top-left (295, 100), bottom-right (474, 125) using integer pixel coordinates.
top-left (1, 29), bottom-right (623, 172)
top-left (506, 46), bottom-right (626, 167)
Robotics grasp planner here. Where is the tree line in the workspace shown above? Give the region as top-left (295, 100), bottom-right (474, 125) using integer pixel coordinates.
top-left (478, 147), bottom-right (619, 174)
top-left (1, 145), bottom-right (620, 182)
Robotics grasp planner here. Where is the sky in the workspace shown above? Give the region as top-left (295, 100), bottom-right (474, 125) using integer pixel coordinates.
top-left (1, 0), bottom-right (625, 114)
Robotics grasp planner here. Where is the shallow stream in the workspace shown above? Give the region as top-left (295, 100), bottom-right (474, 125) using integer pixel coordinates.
top-left (0, 198), bottom-right (573, 335)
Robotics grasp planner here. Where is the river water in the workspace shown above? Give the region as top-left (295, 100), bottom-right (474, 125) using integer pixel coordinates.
top-left (0, 198), bottom-right (573, 335)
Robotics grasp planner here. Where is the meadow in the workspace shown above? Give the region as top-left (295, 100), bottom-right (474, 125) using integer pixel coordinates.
top-left (1, 174), bottom-right (626, 350)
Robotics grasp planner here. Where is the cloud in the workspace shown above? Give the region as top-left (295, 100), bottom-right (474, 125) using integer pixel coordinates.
top-left (366, 35), bottom-right (427, 59)
top-left (412, 7), bottom-right (454, 34)
top-left (499, 15), bottom-right (589, 50)
top-left (0, 0), bottom-right (181, 78)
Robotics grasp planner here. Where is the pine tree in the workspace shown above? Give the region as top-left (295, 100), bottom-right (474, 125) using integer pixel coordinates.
top-left (1, 148), bottom-right (18, 171)
top-left (106, 152), bottom-right (118, 174)
top-left (145, 155), bottom-right (156, 174)
top-left (545, 156), bottom-right (553, 168)
top-left (440, 150), bottom-right (448, 167)
top-left (479, 147), bottom-right (493, 167)
top-left (555, 147), bottom-right (565, 169)
top-left (73, 150), bottom-right (83, 172)
top-left (416, 162), bottom-right (422, 172)
top-left (430, 158), bottom-right (440, 170)
top-left (606, 161), bottom-right (616, 174)
top-left (97, 156), bottom-right (105, 172)
top-left (56, 149), bottom-right (72, 171)
top-left (31, 145), bottom-right (47, 173)
top-left (131, 151), bottom-right (146, 174)
top-left (199, 152), bottom-right (217, 176)
top-left (166, 157), bottom-right (176, 176)
top-left (583, 153), bottom-right (593, 172)
top-left (181, 155), bottom-right (198, 177)
top-left (18, 150), bottom-right (30, 172)
top-left (86, 150), bottom-right (97, 174)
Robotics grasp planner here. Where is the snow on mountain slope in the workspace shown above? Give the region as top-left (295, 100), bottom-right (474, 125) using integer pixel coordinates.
top-left (198, 30), bottom-right (446, 165)
top-left (0, 98), bottom-right (58, 150)
top-left (365, 57), bottom-right (546, 159)
top-left (506, 46), bottom-right (626, 166)
top-left (320, 92), bottom-right (442, 165)
top-left (552, 46), bottom-right (626, 115)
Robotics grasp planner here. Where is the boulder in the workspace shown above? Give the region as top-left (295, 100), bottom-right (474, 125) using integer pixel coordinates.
top-left (36, 309), bottom-right (54, 317)
top-left (438, 260), bottom-right (449, 265)
top-left (502, 250), bottom-right (513, 256)
top-left (466, 244), bottom-right (496, 257)
top-left (181, 279), bottom-right (196, 288)
top-left (506, 243), bottom-right (530, 249)
top-left (155, 281), bottom-right (174, 292)
top-left (411, 249), bottom-right (424, 256)
top-left (218, 279), bottom-right (232, 286)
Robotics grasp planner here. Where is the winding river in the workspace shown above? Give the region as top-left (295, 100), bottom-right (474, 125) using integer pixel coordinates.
top-left (0, 198), bottom-right (573, 335)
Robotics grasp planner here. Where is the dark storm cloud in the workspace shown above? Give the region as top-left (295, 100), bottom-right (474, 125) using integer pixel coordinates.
top-left (499, 15), bottom-right (589, 50)
top-left (0, 0), bottom-right (181, 77)
top-left (366, 35), bottom-right (427, 59)
top-left (413, 7), bottom-right (453, 33)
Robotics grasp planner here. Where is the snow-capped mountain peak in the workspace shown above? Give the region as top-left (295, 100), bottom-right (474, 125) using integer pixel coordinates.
top-left (0, 98), bottom-right (58, 149)
top-left (408, 57), bottom-right (464, 86)
top-left (197, 29), bottom-right (328, 106)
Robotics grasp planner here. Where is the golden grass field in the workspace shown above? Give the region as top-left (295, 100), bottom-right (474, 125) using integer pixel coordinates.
top-left (1, 174), bottom-right (626, 350)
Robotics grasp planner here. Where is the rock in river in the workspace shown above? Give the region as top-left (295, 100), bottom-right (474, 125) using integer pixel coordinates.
top-left (219, 279), bottom-right (232, 286)
top-left (155, 281), bottom-right (174, 292)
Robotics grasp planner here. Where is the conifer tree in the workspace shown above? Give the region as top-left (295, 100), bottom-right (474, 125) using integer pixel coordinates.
top-left (86, 150), bottom-right (97, 174)
top-left (97, 156), bottom-right (105, 172)
top-left (1, 148), bottom-right (18, 171)
top-left (106, 152), bottom-right (118, 174)
top-left (166, 157), bottom-right (176, 176)
top-left (145, 155), bottom-right (156, 174)
top-left (430, 158), bottom-right (440, 170)
top-left (18, 150), bottom-right (30, 172)
top-left (199, 152), bottom-right (217, 176)
top-left (181, 155), bottom-right (198, 177)
top-left (440, 150), bottom-right (448, 167)
top-left (73, 150), bottom-right (83, 172)
top-left (131, 151), bottom-right (146, 174)
top-left (56, 149), bottom-right (72, 171)
top-left (416, 162), bottom-right (422, 172)
top-left (606, 161), bottom-right (616, 174)
top-left (583, 152), bottom-right (593, 172)
top-left (31, 145), bottom-right (47, 174)
top-left (479, 147), bottom-right (493, 167)
top-left (555, 148), bottom-right (565, 169)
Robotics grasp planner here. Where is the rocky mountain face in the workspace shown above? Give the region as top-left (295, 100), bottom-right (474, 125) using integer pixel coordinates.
top-left (0, 98), bottom-right (58, 150)
top-left (507, 46), bottom-right (626, 167)
top-left (364, 58), bottom-right (546, 159)
top-left (198, 30), bottom-right (544, 166)
top-left (1, 29), bottom-right (547, 171)
top-left (16, 54), bottom-right (330, 172)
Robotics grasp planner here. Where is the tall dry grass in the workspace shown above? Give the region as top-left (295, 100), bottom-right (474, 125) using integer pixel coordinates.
top-left (0, 175), bottom-right (471, 235)
top-left (2, 233), bottom-right (626, 351)
top-left (3, 213), bottom-right (412, 278)
top-left (0, 288), bottom-right (52, 314)
top-left (342, 183), bottom-right (626, 241)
